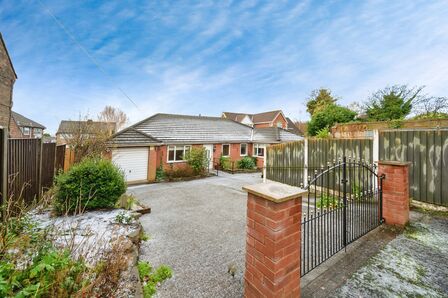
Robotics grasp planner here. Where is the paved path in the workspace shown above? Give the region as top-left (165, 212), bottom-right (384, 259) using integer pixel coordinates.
top-left (129, 173), bottom-right (262, 298)
top-left (333, 211), bottom-right (448, 297)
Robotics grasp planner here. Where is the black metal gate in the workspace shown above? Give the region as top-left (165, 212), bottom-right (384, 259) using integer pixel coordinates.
top-left (301, 156), bottom-right (384, 276)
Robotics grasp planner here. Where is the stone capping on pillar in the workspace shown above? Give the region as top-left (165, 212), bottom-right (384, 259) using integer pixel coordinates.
top-left (242, 181), bottom-right (307, 298)
top-left (242, 181), bottom-right (306, 203)
top-left (377, 160), bottom-right (411, 227)
top-left (377, 160), bottom-right (412, 167)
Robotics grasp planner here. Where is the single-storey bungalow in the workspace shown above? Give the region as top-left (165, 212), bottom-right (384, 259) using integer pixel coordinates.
top-left (108, 113), bottom-right (302, 184)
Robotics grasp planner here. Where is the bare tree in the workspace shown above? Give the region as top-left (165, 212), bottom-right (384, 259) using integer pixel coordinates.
top-left (62, 114), bottom-right (115, 163)
top-left (413, 96), bottom-right (448, 119)
top-left (98, 106), bottom-right (128, 131)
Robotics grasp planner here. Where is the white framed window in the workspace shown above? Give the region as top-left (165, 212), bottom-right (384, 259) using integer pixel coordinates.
top-left (167, 145), bottom-right (191, 162)
top-left (222, 144), bottom-right (230, 157)
top-left (253, 144), bottom-right (266, 157)
top-left (240, 143), bottom-right (247, 156)
top-left (34, 128), bottom-right (42, 138)
top-left (22, 127), bottom-right (30, 136)
top-left (277, 121), bottom-right (283, 128)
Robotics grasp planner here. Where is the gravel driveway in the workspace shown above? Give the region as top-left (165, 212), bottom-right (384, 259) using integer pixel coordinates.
top-left (128, 173), bottom-right (262, 298)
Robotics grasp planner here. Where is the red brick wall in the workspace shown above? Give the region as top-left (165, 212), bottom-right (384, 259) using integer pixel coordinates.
top-left (9, 117), bottom-right (23, 138)
top-left (245, 192), bottom-right (302, 297)
top-left (253, 113), bottom-right (287, 129)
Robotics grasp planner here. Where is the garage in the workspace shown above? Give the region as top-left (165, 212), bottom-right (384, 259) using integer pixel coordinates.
top-left (112, 147), bottom-right (149, 183)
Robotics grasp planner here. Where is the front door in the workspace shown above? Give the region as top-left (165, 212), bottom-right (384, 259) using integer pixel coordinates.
top-left (203, 145), bottom-right (213, 169)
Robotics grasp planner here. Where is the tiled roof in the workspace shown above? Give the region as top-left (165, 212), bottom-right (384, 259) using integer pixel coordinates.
top-left (131, 114), bottom-right (252, 144)
top-left (222, 110), bottom-right (283, 124)
top-left (111, 113), bottom-right (303, 145)
top-left (286, 117), bottom-right (302, 135)
top-left (12, 111), bottom-right (45, 129)
top-left (252, 127), bottom-right (303, 143)
top-left (252, 110), bottom-right (282, 123)
top-left (57, 120), bottom-right (115, 134)
top-left (109, 128), bottom-right (161, 146)
top-left (222, 112), bottom-right (251, 122)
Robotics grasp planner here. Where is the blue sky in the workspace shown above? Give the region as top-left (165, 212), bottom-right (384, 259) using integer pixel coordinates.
top-left (1, 0), bottom-right (448, 134)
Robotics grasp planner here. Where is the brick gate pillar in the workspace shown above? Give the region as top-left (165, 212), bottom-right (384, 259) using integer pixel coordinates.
top-left (378, 161), bottom-right (411, 227)
top-left (242, 182), bottom-right (306, 298)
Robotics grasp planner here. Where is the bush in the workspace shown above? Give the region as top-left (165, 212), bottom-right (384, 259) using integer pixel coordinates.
top-left (184, 147), bottom-right (208, 174)
top-left (219, 156), bottom-right (231, 170)
top-left (54, 158), bottom-right (126, 214)
top-left (315, 127), bottom-right (330, 139)
top-left (164, 167), bottom-right (196, 180)
top-left (237, 156), bottom-right (256, 169)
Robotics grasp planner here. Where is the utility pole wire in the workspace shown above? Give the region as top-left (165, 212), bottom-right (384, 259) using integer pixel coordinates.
top-left (37, 0), bottom-right (140, 109)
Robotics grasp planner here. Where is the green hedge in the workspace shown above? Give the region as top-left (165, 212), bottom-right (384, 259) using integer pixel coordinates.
top-left (54, 158), bottom-right (126, 213)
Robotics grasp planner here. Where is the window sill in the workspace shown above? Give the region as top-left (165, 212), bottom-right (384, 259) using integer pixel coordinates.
top-left (167, 160), bottom-right (187, 164)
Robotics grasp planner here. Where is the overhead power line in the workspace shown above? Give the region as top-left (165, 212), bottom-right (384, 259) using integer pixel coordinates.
top-left (37, 0), bottom-right (139, 109)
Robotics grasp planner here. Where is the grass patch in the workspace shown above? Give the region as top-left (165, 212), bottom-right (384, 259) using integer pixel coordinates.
top-left (316, 193), bottom-right (342, 209)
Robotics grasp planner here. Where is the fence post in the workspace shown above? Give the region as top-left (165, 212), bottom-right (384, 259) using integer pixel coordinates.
top-left (263, 150), bottom-right (267, 183)
top-left (373, 130), bottom-right (379, 163)
top-left (303, 138), bottom-right (308, 187)
top-left (377, 161), bottom-right (411, 226)
top-left (242, 181), bottom-right (306, 297)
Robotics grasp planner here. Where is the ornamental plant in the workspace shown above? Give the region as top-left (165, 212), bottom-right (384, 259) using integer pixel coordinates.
top-left (184, 147), bottom-right (208, 174)
top-left (54, 158), bottom-right (126, 214)
top-left (237, 156), bottom-right (256, 169)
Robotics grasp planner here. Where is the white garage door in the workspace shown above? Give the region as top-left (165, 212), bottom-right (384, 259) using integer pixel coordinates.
top-left (112, 147), bottom-right (149, 183)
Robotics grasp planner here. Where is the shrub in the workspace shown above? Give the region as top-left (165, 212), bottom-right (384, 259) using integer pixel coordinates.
top-left (54, 158), bottom-right (126, 214)
top-left (316, 127), bottom-right (330, 139)
top-left (164, 167), bottom-right (196, 180)
top-left (219, 156), bottom-right (231, 170)
top-left (237, 156), bottom-right (256, 169)
top-left (316, 193), bottom-right (342, 209)
top-left (184, 147), bottom-right (208, 174)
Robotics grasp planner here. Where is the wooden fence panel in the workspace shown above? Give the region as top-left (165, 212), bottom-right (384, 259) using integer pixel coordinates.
top-left (41, 143), bottom-right (56, 189)
top-left (8, 139), bottom-right (41, 204)
top-left (266, 138), bottom-right (373, 187)
top-left (55, 145), bottom-right (65, 173)
top-left (307, 138), bottom-right (373, 168)
top-left (266, 141), bottom-right (305, 187)
top-left (379, 129), bottom-right (448, 206)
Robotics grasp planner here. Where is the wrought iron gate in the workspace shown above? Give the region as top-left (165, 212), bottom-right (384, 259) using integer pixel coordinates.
top-left (301, 156), bottom-right (384, 276)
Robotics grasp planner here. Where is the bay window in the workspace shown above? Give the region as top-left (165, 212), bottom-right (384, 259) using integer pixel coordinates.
top-left (167, 145), bottom-right (191, 162)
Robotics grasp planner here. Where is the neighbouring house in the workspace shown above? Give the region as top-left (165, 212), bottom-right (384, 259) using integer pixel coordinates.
top-left (56, 120), bottom-right (116, 145)
top-left (9, 111), bottom-right (46, 139)
top-left (0, 33), bottom-right (17, 203)
top-left (108, 113), bottom-right (302, 183)
top-left (222, 110), bottom-right (301, 135)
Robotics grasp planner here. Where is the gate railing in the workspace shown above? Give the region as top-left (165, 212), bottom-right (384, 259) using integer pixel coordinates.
top-left (278, 156), bottom-right (386, 276)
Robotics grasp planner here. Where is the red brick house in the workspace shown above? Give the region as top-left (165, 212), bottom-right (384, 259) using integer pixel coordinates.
top-left (222, 110), bottom-right (289, 128)
top-left (9, 111), bottom-right (45, 139)
top-left (109, 113), bottom-right (302, 184)
top-left (222, 110), bottom-right (301, 135)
